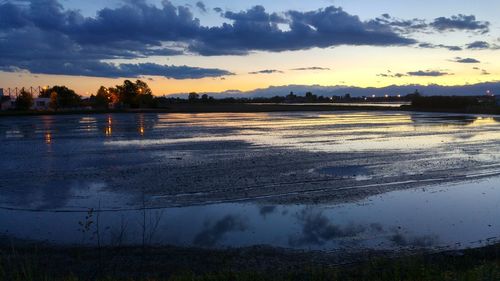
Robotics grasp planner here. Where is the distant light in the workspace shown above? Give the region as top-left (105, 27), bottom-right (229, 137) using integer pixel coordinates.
top-left (384, 94), bottom-right (389, 98)
top-left (397, 94), bottom-right (401, 98)
top-left (45, 133), bottom-right (52, 144)
top-left (371, 95), bottom-right (376, 98)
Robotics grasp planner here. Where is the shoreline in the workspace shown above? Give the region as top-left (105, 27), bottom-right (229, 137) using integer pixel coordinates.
top-left (0, 104), bottom-right (399, 117)
top-left (1, 103), bottom-right (500, 117)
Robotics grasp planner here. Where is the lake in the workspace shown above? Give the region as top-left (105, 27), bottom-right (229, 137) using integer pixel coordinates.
top-left (1, 111), bottom-right (500, 251)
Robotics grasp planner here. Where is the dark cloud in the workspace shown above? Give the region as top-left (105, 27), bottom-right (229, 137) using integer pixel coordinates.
top-left (431, 14), bottom-right (489, 33)
top-left (453, 57), bottom-right (480, 63)
top-left (0, 0), bottom-right (231, 79)
top-left (372, 14), bottom-right (427, 34)
top-left (407, 70), bottom-right (451, 77)
top-left (292, 67), bottom-right (331, 71)
top-left (377, 71), bottom-right (406, 78)
top-left (473, 67), bottom-right (491, 75)
top-left (196, 1), bottom-right (207, 13)
top-left (0, 1), bottom-right (492, 79)
top-left (466, 41), bottom-right (491, 49)
top-left (418, 43), bottom-right (462, 51)
top-left (193, 215), bottom-right (247, 247)
top-left (378, 69), bottom-right (452, 78)
top-left (0, 61), bottom-right (232, 79)
top-left (224, 5), bottom-right (286, 23)
top-left (249, 69), bottom-right (284, 74)
top-left (376, 13), bottom-right (490, 35)
top-left (213, 7), bottom-right (223, 13)
top-left (190, 5), bottom-right (416, 55)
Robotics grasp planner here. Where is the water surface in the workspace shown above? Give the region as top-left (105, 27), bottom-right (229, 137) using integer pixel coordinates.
top-left (1, 111), bottom-right (500, 251)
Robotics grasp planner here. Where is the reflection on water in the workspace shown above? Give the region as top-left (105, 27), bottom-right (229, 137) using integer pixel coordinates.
top-left (0, 177), bottom-right (499, 251)
top-left (1, 112), bottom-right (499, 150)
top-left (44, 132), bottom-right (52, 144)
top-left (1, 111), bottom-right (500, 252)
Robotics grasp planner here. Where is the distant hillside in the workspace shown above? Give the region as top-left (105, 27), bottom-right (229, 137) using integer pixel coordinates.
top-left (168, 82), bottom-right (500, 98)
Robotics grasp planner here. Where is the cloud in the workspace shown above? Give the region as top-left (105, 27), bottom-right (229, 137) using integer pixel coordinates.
top-left (473, 67), bottom-right (491, 75)
top-left (196, 1), bottom-right (207, 13)
top-left (407, 70), bottom-right (451, 77)
top-left (466, 41), bottom-right (494, 49)
top-left (378, 69), bottom-right (452, 78)
top-left (249, 69), bottom-right (284, 74)
top-left (0, 0), bottom-right (231, 79)
top-left (418, 43), bottom-right (462, 51)
top-left (0, 1), bottom-right (493, 79)
top-left (292, 67), bottom-right (331, 71)
top-left (377, 70), bottom-right (406, 78)
top-left (0, 61), bottom-right (233, 79)
top-left (190, 5), bottom-right (416, 55)
top-left (452, 57), bottom-right (480, 63)
top-left (430, 14), bottom-right (490, 33)
top-left (373, 14), bottom-right (427, 34)
top-left (377, 13), bottom-right (490, 35)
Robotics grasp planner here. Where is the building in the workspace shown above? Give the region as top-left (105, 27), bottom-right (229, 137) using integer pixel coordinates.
top-left (1, 96), bottom-right (15, 110)
top-left (32, 98), bottom-right (51, 110)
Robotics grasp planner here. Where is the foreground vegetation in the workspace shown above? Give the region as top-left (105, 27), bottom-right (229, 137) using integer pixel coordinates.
top-left (1, 243), bottom-right (498, 281)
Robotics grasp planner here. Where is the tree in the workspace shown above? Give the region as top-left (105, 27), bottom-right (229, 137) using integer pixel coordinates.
top-left (116, 80), bottom-right (138, 107)
top-left (94, 86), bottom-right (112, 109)
top-left (114, 80), bottom-right (154, 108)
top-left (49, 92), bottom-right (58, 110)
top-left (16, 89), bottom-right (33, 110)
top-left (40, 86), bottom-right (81, 108)
top-left (134, 80), bottom-right (155, 108)
top-left (305, 92), bottom-right (317, 102)
top-left (201, 94), bottom-right (209, 102)
top-left (188, 92), bottom-right (199, 102)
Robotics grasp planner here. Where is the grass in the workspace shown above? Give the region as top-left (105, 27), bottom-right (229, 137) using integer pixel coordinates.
top-left (0, 243), bottom-right (498, 281)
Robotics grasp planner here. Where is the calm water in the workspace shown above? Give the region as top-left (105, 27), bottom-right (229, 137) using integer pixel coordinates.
top-left (1, 111), bottom-right (500, 251)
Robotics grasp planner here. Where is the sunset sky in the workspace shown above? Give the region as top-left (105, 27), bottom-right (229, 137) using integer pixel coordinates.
top-left (1, 0), bottom-right (500, 96)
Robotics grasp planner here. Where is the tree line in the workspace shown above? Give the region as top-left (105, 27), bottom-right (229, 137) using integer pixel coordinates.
top-left (14, 80), bottom-right (155, 110)
top-left (15, 85), bottom-right (81, 110)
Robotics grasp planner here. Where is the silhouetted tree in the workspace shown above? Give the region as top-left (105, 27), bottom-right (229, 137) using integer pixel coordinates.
top-left (40, 86), bottom-right (81, 109)
top-left (15, 89), bottom-right (33, 110)
top-left (116, 80), bottom-right (138, 107)
top-left (188, 92), bottom-right (199, 102)
top-left (114, 80), bottom-right (154, 108)
top-left (305, 92), bottom-right (317, 102)
top-left (134, 80), bottom-right (155, 108)
top-left (93, 86), bottom-right (112, 109)
top-left (49, 92), bottom-right (58, 110)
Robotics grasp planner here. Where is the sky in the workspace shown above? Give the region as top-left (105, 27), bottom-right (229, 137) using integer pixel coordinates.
top-left (1, 0), bottom-right (500, 96)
